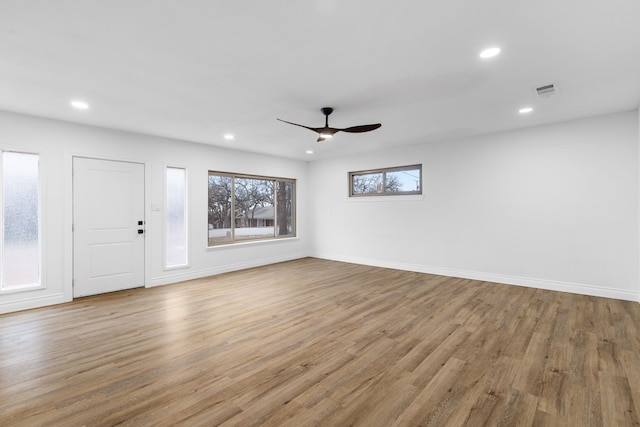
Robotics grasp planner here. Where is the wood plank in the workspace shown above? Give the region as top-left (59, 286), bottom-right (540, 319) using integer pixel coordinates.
top-left (1, 257), bottom-right (638, 426)
top-left (600, 374), bottom-right (637, 426)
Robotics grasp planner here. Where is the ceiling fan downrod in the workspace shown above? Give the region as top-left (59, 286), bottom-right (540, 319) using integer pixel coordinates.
top-left (321, 107), bottom-right (334, 128)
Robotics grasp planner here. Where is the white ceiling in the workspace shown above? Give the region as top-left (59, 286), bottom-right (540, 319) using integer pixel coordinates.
top-left (2, 0), bottom-right (639, 161)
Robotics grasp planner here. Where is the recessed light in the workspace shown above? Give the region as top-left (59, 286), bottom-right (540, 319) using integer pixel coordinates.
top-left (224, 134), bottom-right (235, 140)
top-left (519, 107), bottom-right (533, 114)
top-left (305, 150), bottom-right (314, 154)
top-left (479, 47), bottom-right (501, 58)
top-left (70, 100), bottom-right (89, 110)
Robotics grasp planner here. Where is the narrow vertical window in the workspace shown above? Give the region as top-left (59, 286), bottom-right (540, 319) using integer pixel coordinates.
top-left (276, 180), bottom-right (295, 237)
top-left (166, 167), bottom-right (187, 267)
top-left (208, 174), bottom-right (233, 244)
top-left (1, 151), bottom-right (40, 290)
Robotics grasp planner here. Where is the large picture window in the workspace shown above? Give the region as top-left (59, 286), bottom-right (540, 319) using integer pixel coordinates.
top-left (1, 151), bottom-right (41, 290)
top-left (208, 172), bottom-right (295, 246)
top-left (349, 164), bottom-right (422, 197)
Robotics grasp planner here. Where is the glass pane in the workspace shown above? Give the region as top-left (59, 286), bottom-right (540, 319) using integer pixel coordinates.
top-left (276, 181), bottom-right (294, 236)
top-left (386, 168), bottom-right (421, 192)
top-left (166, 167), bottom-right (187, 267)
top-left (352, 172), bottom-right (383, 194)
top-left (234, 177), bottom-right (274, 241)
top-left (2, 152), bottom-right (40, 289)
top-left (208, 174), bottom-right (233, 245)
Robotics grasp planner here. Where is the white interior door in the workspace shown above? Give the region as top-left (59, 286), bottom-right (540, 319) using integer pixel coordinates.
top-left (73, 157), bottom-right (145, 297)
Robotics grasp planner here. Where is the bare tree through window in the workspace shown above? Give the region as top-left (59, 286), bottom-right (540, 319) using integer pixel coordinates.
top-left (208, 172), bottom-right (295, 245)
top-left (349, 165), bottom-right (421, 197)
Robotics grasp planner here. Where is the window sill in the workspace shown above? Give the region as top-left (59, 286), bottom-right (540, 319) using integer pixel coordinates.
top-left (207, 236), bottom-right (299, 250)
top-left (346, 194), bottom-right (424, 202)
top-left (0, 284), bottom-right (45, 295)
top-left (163, 264), bottom-right (191, 272)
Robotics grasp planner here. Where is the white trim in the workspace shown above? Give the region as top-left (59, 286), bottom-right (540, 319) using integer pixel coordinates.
top-left (0, 284), bottom-right (45, 295)
top-left (163, 165), bottom-right (189, 270)
top-left (311, 252), bottom-right (640, 303)
top-left (0, 292), bottom-right (66, 314)
top-left (346, 194), bottom-right (424, 202)
top-left (637, 106), bottom-right (640, 302)
top-left (207, 236), bottom-right (300, 251)
top-left (0, 149), bottom-right (44, 293)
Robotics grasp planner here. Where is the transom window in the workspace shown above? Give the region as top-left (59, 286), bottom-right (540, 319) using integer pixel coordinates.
top-left (208, 172), bottom-right (295, 246)
top-left (349, 164), bottom-right (422, 197)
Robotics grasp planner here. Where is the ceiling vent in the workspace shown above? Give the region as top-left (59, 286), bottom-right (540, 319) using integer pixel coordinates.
top-left (535, 83), bottom-right (558, 98)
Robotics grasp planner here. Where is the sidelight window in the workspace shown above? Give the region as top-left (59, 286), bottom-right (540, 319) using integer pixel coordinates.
top-left (165, 166), bottom-right (188, 268)
top-left (1, 151), bottom-right (41, 290)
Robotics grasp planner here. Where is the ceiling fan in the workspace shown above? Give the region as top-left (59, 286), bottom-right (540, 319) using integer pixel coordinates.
top-left (277, 107), bottom-right (381, 142)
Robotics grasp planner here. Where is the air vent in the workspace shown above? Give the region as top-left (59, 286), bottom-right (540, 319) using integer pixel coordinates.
top-left (535, 83), bottom-right (558, 98)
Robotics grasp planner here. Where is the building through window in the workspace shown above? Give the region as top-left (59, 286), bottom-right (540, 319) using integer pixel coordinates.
top-left (208, 172), bottom-right (295, 246)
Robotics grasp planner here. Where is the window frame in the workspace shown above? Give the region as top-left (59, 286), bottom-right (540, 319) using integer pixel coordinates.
top-left (348, 164), bottom-right (422, 197)
top-left (0, 149), bottom-right (42, 293)
top-left (207, 171), bottom-right (296, 247)
top-left (164, 165), bottom-right (188, 270)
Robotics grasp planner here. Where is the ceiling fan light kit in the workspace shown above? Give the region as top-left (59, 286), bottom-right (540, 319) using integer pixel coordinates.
top-left (278, 107), bottom-right (381, 142)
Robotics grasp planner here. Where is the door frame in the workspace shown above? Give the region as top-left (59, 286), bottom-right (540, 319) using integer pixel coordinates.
top-left (64, 153), bottom-right (151, 302)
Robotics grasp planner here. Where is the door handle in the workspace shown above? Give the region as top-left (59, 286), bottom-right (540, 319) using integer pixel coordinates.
top-left (138, 229), bottom-right (144, 234)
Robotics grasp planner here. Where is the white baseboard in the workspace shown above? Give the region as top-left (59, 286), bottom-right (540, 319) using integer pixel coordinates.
top-left (148, 252), bottom-right (309, 287)
top-left (4, 252), bottom-right (636, 315)
top-left (311, 252), bottom-right (640, 303)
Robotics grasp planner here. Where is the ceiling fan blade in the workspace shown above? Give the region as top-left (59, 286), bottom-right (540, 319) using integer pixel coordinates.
top-left (278, 108), bottom-right (381, 142)
top-left (277, 118), bottom-right (323, 133)
top-left (339, 123), bottom-right (382, 133)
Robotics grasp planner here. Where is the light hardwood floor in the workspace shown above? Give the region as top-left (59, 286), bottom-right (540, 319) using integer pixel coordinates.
top-left (1, 258), bottom-right (639, 426)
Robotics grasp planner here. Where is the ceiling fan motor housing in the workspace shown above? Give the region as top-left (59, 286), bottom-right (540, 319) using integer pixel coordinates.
top-left (321, 107), bottom-right (334, 116)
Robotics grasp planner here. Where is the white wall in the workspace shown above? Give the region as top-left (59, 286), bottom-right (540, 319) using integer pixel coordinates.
top-left (1, 108), bottom-right (638, 313)
top-left (0, 110), bottom-right (309, 313)
top-left (309, 110), bottom-right (640, 302)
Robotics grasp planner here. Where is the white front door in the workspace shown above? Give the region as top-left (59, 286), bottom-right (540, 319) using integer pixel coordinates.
top-left (73, 157), bottom-right (145, 297)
